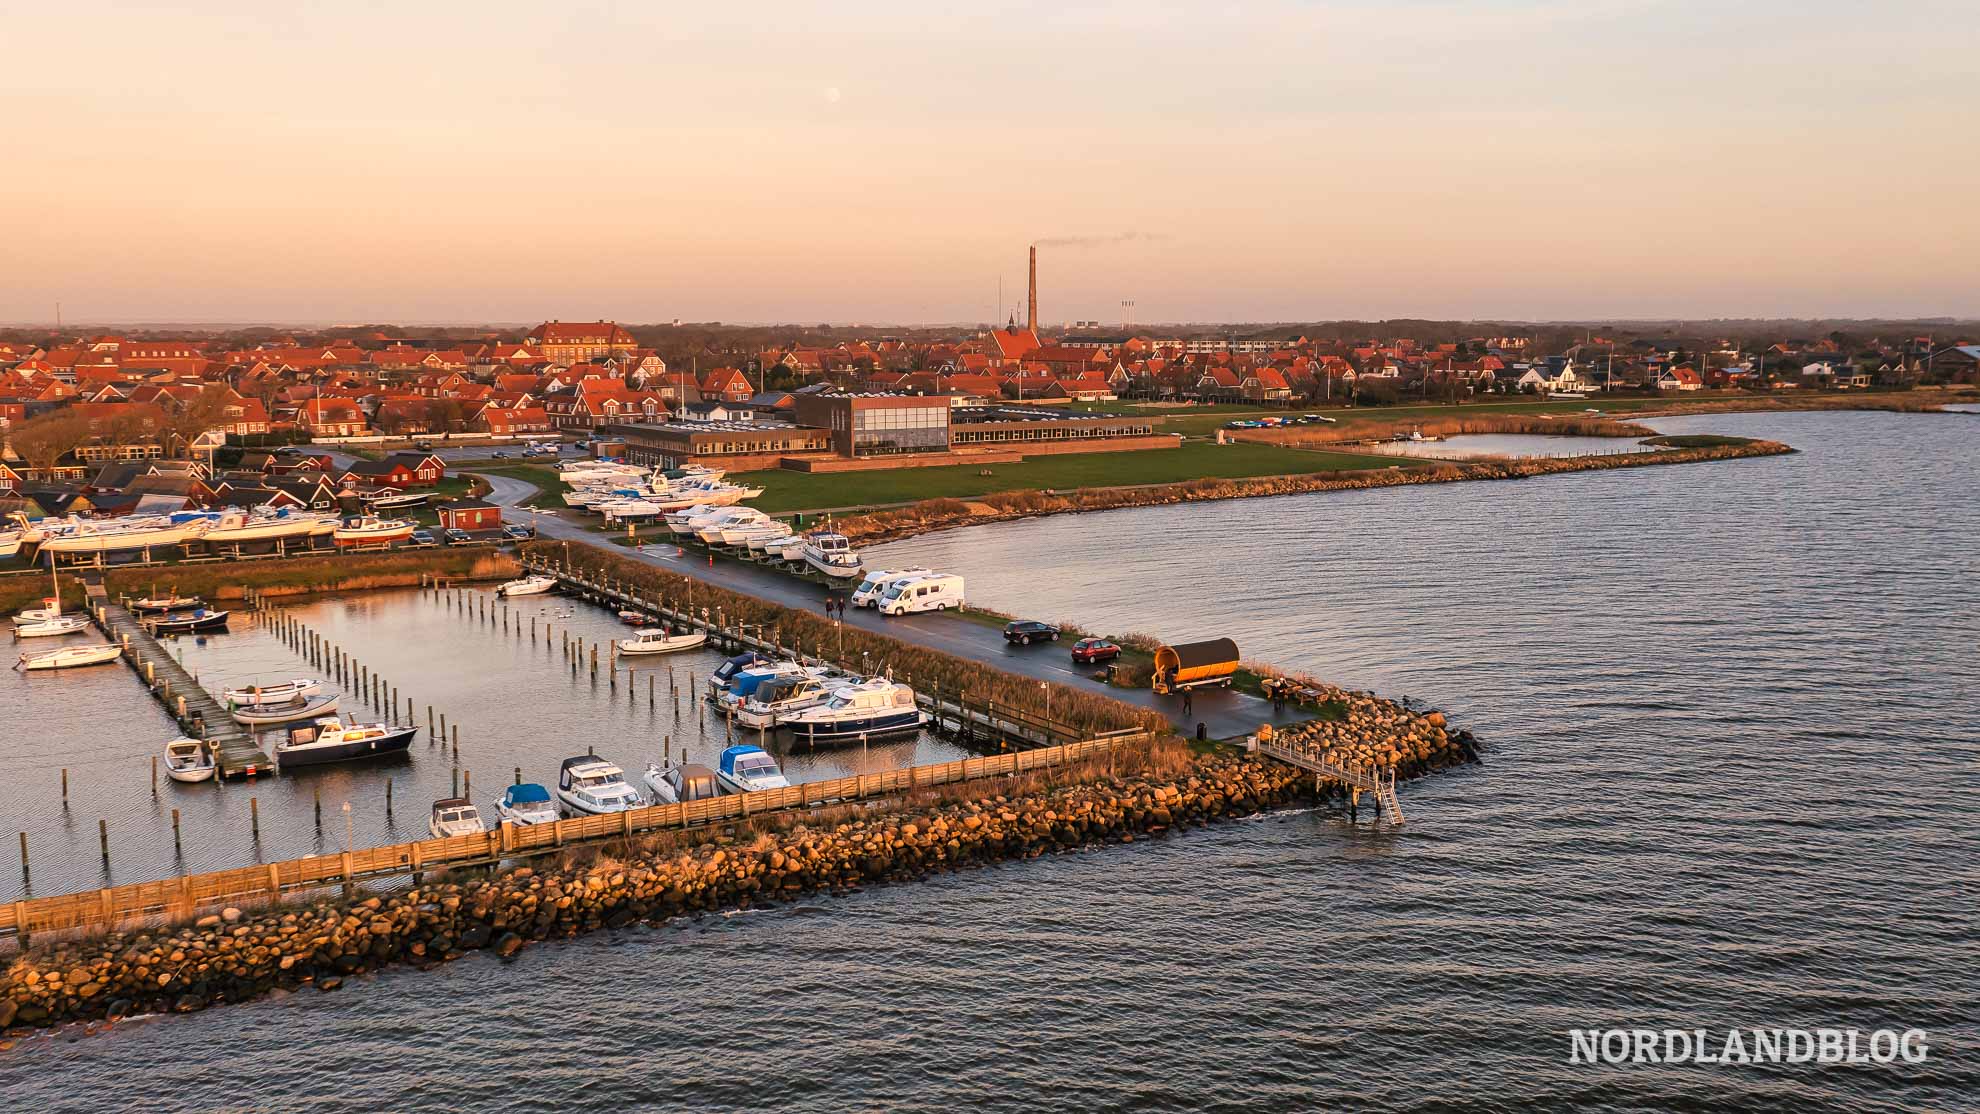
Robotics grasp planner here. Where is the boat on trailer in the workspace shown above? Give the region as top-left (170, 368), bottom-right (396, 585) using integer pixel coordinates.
top-left (801, 532), bottom-right (862, 580)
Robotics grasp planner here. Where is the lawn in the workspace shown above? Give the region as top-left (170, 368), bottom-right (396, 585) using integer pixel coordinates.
top-left (730, 441), bottom-right (1407, 514)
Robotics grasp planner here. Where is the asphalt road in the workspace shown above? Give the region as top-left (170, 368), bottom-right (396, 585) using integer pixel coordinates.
top-left (477, 472), bottom-right (1303, 740)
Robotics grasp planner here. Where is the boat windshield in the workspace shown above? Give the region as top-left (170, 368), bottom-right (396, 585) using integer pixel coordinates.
top-left (574, 774), bottom-right (622, 790)
top-left (737, 757), bottom-right (778, 774)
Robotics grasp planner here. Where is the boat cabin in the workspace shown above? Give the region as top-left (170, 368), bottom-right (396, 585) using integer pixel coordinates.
top-left (665, 763), bottom-right (721, 802)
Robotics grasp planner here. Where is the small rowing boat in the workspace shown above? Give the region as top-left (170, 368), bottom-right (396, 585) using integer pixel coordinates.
top-left (144, 609), bottom-right (230, 635)
top-left (222, 678), bottom-right (323, 708)
top-left (130, 594), bottom-right (205, 614)
top-left (232, 693), bottom-right (339, 726)
top-left (164, 738), bottom-right (217, 783)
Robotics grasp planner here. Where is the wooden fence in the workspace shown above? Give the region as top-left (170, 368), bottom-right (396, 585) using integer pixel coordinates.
top-left (0, 731), bottom-right (1147, 946)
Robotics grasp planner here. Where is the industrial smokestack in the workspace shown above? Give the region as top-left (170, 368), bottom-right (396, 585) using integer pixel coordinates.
top-left (1027, 246), bottom-right (1038, 334)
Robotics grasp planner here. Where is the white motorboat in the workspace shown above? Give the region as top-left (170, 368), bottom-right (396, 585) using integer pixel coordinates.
top-left (222, 678), bottom-right (323, 708)
top-left (13, 615), bottom-right (89, 638)
top-left (13, 601), bottom-right (62, 622)
top-left (0, 529), bottom-right (21, 560)
top-left (782, 678), bottom-right (926, 743)
top-left (715, 744), bottom-right (791, 793)
top-left (741, 524), bottom-right (795, 552)
top-left (496, 574), bottom-right (558, 597)
top-left (332, 516), bottom-right (415, 548)
top-left (202, 508), bottom-right (336, 545)
top-left (556, 756), bottom-right (644, 815)
top-left (771, 535), bottom-right (810, 562)
top-left (34, 513), bottom-right (213, 556)
top-left (615, 627), bottom-right (709, 655)
top-left (801, 532), bottom-right (863, 579)
top-left (733, 674), bottom-right (833, 728)
top-left (597, 499), bottom-right (666, 523)
top-left (364, 491), bottom-right (429, 512)
top-left (711, 659), bottom-right (810, 711)
top-left (697, 508), bottom-right (772, 544)
top-left (494, 782), bottom-right (559, 826)
top-left (428, 798), bottom-right (488, 839)
top-left (163, 738), bottom-right (216, 783)
top-left (641, 761), bottom-right (721, 805)
top-left (16, 643), bottom-right (121, 671)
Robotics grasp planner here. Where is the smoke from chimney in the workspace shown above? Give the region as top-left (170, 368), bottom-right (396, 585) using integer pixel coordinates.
top-left (1028, 246), bottom-right (1038, 333)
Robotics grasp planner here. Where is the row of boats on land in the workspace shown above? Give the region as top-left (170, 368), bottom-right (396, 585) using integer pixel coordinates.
top-left (554, 460), bottom-right (863, 580)
top-left (0, 507), bottom-right (441, 560)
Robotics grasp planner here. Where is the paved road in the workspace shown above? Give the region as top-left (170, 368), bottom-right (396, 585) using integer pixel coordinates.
top-left (477, 472), bottom-right (1303, 740)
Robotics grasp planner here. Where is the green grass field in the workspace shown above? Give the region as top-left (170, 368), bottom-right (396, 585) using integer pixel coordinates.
top-left (730, 441), bottom-right (1406, 514)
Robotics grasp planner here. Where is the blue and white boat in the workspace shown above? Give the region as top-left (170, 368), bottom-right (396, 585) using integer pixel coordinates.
top-left (782, 679), bottom-right (925, 742)
top-left (704, 652), bottom-right (765, 698)
top-left (734, 674), bottom-right (833, 729)
top-left (494, 782), bottom-right (558, 826)
top-left (710, 659), bottom-right (809, 710)
top-left (715, 744), bottom-right (791, 793)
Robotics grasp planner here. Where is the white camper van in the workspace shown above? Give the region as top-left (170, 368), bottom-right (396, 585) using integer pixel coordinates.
top-left (852, 567), bottom-right (930, 609)
top-left (877, 573), bottom-right (966, 616)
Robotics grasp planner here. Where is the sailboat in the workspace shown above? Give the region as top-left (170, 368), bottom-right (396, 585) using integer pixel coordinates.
top-left (12, 561), bottom-right (87, 638)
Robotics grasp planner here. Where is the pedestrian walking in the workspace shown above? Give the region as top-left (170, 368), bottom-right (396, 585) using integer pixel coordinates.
top-left (1181, 689), bottom-right (1193, 717)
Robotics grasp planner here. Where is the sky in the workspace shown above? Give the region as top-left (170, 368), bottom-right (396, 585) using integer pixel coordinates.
top-left (2, 1), bottom-right (1975, 326)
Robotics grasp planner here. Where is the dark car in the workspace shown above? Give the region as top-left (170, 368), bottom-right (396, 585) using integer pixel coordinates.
top-left (414, 440), bottom-right (434, 451)
top-left (1003, 620), bottom-right (1060, 645)
top-left (1071, 638), bottom-right (1121, 664)
top-left (502, 524), bottom-right (535, 540)
top-left (408, 529), bottom-right (436, 548)
top-left (443, 528), bottom-right (471, 544)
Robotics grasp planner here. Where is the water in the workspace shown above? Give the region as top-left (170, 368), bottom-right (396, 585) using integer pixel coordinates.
top-left (0, 589), bottom-right (966, 900)
top-left (5, 410), bottom-right (1977, 1111)
top-left (1366, 432), bottom-right (1663, 459)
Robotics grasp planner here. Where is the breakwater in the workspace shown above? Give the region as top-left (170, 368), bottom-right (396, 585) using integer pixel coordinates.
top-left (0, 749), bottom-right (1304, 1033)
top-left (832, 438), bottom-right (1795, 545)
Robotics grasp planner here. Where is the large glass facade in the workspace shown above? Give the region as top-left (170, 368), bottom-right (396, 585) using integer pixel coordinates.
top-left (851, 404), bottom-right (949, 455)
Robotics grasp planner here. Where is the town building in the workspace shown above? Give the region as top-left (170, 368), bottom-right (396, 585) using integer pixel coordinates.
top-left (527, 321), bottom-right (638, 365)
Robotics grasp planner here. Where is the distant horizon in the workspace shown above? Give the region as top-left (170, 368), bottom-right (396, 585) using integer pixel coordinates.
top-left (5, 3), bottom-right (1975, 325)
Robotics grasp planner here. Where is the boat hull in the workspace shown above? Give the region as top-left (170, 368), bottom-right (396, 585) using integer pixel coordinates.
top-left (18, 644), bottom-right (121, 670)
top-left (233, 694), bottom-right (339, 726)
top-left (784, 709), bottom-right (926, 741)
top-left (130, 598), bottom-right (203, 614)
top-left (146, 611), bottom-right (230, 634)
top-left (276, 725), bottom-right (417, 767)
top-left (616, 632), bottom-right (709, 655)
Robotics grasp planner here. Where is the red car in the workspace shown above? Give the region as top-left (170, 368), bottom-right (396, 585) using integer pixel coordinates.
top-left (1071, 638), bottom-right (1120, 664)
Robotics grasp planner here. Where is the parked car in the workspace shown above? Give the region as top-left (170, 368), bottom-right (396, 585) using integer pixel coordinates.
top-left (408, 529), bottom-right (436, 547)
top-left (1070, 637), bottom-right (1120, 664)
top-left (574, 440), bottom-right (591, 450)
top-left (443, 528), bottom-right (471, 544)
top-left (1003, 620), bottom-right (1060, 645)
top-left (491, 450), bottom-right (508, 459)
top-left (414, 440), bottom-right (434, 451)
top-left (502, 524), bottom-right (535, 540)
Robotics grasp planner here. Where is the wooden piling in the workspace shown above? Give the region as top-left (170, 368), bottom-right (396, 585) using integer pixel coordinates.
top-left (99, 819), bottom-right (110, 864)
top-left (151, 755), bottom-right (158, 796)
top-left (171, 808), bottom-right (181, 853)
top-left (385, 779), bottom-right (393, 815)
top-left (314, 787), bottom-right (322, 827)
top-left (61, 767), bottom-right (68, 806)
top-left (250, 796), bottom-right (259, 839)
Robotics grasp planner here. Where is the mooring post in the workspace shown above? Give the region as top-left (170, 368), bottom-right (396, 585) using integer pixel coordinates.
top-left (314, 787), bottom-right (322, 828)
top-left (452, 768), bottom-right (459, 797)
top-left (99, 818), bottom-right (110, 865)
top-left (61, 767), bottom-right (68, 807)
top-left (171, 808), bottom-right (181, 854)
top-left (386, 778), bottom-right (393, 816)
top-left (452, 725), bottom-right (459, 758)
top-left (19, 831), bottom-right (29, 884)
top-left (251, 796), bottom-right (260, 840)
top-left (514, 766), bottom-right (522, 785)
top-left (151, 755), bottom-right (158, 796)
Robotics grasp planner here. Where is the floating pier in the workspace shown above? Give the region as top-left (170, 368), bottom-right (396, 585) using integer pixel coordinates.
top-left (1254, 731), bottom-right (1404, 823)
top-left (83, 582), bottom-right (273, 778)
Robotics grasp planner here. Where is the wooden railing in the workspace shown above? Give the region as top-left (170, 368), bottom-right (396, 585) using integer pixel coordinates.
top-left (0, 731), bottom-right (1149, 945)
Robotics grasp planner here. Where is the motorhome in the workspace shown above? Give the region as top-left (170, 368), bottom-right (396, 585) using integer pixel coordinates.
top-left (877, 573), bottom-right (965, 616)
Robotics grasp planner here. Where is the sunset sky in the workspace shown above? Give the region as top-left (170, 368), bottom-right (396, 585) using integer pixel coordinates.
top-left (3, 1), bottom-right (1974, 326)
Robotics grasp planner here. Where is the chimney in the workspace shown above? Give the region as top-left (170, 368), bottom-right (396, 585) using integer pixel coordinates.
top-left (1027, 246), bottom-right (1038, 335)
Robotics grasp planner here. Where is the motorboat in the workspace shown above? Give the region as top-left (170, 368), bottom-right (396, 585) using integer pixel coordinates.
top-left (741, 524), bottom-right (796, 553)
top-left (852, 567), bottom-right (929, 609)
top-left (618, 609), bottom-right (651, 626)
top-left (33, 513), bottom-right (213, 557)
top-left (0, 529), bottom-right (21, 560)
top-left (13, 600), bottom-right (63, 622)
top-left (697, 508), bottom-right (772, 544)
top-left (616, 627), bottom-right (709, 655)
top-left (275, 715), bottom-right (417, 767)
top-left (222, 678), bottom-right (323, 708)
top-left (201, 508), bottom-right (336, 546)
top-left (802, 532), bottom-right (863, 580)
top-left (714, 744), bottom-right (791, 794)
top-left (711, 659), bottom-right (809, 710)
top-left (641, 761), bottom-right (721, 805)
top-left (556, 756), bottom-right (644, 815)
top-left (782, 679), bottom-right (926, 742)
top-left (496, 574), bottom-right (558, 597)
top-left (494, 782), bottom-right (559, 826)
top-left (734, 674), bottom-right (833, 729)
top-left (129, 594), bottom-right (204, 614)
top-left (597, 499), bottom-right (666, 523)
top-left (16, 643), bottom-right (121, 671)
top-left (428, 798), bottom-right (488, 839)
top-left (713, 510), bottom-right (777, 545)
top-left (770, 535), bottom-right (809, 562)
top-left (233, 693), bottom-right (339, 726)
top-left (144, 608), bottom-right (230, 635)
top-left (163, 738), bottom-right (217, 783)
top-left (13, 615), bottom-right (90, 638)
top-left (332, 516), bottom-right (415, 548)
top-left (364, 490), bottom-right (429, 512)
top-left (705, 652), bottom-right (765, 697)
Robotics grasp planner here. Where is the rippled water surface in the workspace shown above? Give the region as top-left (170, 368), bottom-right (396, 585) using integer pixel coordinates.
top-left (4, 411), bottom-right (1977, 1111)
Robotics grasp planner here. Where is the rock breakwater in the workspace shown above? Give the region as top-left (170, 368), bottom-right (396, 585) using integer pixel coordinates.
top-left (1, 753), bottom-right (1308, 1036)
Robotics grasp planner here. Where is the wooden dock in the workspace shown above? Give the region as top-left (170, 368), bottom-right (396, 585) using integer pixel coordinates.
top-left (1256, 734), bottom-right (1404, 824)
top-left (83, 582), bottom-right (274, 778)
